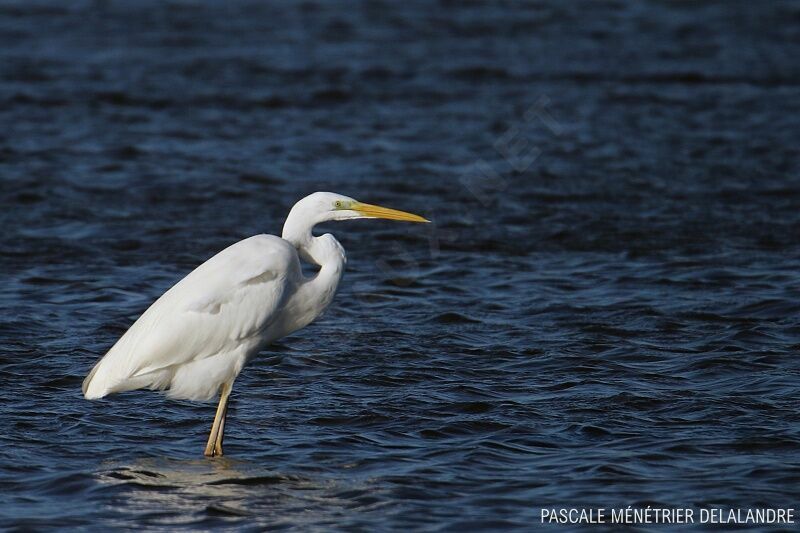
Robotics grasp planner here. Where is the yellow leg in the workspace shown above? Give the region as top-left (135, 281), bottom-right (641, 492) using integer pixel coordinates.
top-left (214, 402), bottom-right (227, 456)
top-left (204, 382), bottom-right (232, 457)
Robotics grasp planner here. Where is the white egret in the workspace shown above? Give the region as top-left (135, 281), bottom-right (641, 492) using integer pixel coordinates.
top-left (82, 191), bottom-right (428, 456)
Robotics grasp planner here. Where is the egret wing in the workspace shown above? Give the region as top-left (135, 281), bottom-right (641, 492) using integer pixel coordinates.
top-left (83, 235), bottom-right (299, 398)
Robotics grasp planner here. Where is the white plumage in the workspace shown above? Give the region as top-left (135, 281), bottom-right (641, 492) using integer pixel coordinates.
top-left (83, 234), bottom-right (297, 401)
top-left (82, 191), bottom-right (428, 456)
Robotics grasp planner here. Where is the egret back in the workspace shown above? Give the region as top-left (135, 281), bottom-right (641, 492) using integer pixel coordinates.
top-left (82, 235), bottom-right (300, 401)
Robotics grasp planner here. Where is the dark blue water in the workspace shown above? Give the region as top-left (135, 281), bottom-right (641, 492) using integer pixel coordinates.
top-left (2, 0), bottom-right (800, 529)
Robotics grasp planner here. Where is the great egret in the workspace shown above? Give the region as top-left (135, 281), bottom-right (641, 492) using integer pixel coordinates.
top-left (82, 191), bottom-right (428, 456)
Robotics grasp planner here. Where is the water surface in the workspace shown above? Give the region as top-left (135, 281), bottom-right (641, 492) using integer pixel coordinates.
top-left (2, 0), bottom-right (800, 529)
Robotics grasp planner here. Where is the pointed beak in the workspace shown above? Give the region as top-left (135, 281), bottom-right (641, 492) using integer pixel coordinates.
top-left (352, 202), bottom-right (429, 223)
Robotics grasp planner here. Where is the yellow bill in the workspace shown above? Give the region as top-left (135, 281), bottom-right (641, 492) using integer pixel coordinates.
top-left (352, 202), bottom-right (429, 223)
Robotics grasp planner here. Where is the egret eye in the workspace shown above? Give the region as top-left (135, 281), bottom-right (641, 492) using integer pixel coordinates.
top-left (334, 200), bottom-right (343, 209)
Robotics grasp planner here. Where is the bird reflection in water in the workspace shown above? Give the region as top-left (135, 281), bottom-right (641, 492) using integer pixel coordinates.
top-left (95, 457), bottom-right (292, 522)
top-left (93, 457), bottom-right (373, 527)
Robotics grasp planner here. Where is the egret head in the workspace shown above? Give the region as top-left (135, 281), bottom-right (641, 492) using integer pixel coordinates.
top-left (292, 191), bottom-right (429, 224)
top-left (282, 191), bottom-right (429, 266)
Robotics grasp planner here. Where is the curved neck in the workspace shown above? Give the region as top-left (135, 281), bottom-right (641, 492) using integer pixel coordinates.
top-left (282, 204), bottom-right (346, 278)
top-left (280, 210), bottom-right (347, 332)
top-left (283, 209), bottom-right (335, 266)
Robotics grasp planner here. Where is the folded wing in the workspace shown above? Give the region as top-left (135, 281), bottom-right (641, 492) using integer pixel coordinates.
top-left (83, 234), bottom-right (299, 400)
